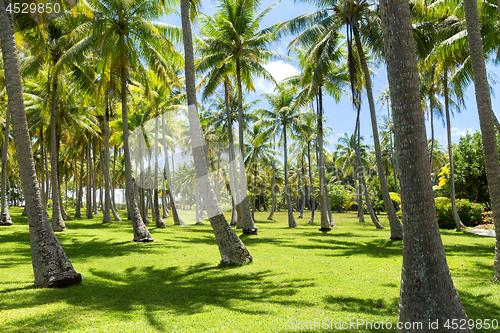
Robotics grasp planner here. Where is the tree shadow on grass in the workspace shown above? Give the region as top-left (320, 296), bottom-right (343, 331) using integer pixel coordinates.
top-left (1, 264), bottom-right (316, 332)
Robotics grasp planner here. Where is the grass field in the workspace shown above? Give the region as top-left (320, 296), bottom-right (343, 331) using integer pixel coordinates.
top-left (0, 207), bottom-right (499, 332)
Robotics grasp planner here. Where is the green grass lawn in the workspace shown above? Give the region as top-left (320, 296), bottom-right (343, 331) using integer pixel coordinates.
top-left (0, 207), bottom-right (499, 332)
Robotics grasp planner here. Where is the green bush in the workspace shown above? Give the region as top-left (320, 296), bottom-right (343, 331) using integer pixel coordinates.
top-left (328, 184), bottom-right (356, 212)
top-left (435, 197), bottom-right (484, 229)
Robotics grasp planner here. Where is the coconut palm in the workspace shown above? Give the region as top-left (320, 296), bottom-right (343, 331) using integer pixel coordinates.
top-left (196, 0), bottom-right (284, 234)
top-left (0, 1), bottom-right (82, 287)
top-left (462, 0), bottom-right (500, 281)
top-left (379, 0), bottom-right (470, 326)
top-left (180, 0), bottom-right (252, 264)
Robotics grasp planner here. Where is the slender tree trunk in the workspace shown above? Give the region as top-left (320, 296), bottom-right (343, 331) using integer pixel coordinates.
top-left (354, 108), bottom-right (384, 229)
top-left (181, 0), bottom-right (252, 263)
top-left (443, 73), bottom-right (464, 231)
top-left (235, 59), bottom-right (257, 234)
top-left (354, 26), bottom-right (402, 239)
top-left (40, 128), bottom-right (47, 209)
top-left (463, 0), bottom-right (500, 281)
top-left (75, 147), bottom-right (84, 218)
top-left (92, 143), bottom-right (98, 215)
top-left (102, 92), bottom-right (112, 223)
top-left (317, 88), bottom-right (330, 232)
top-left (323, 171), bottom-right (337, 227)
top-left (353, 160), bottom-right (364, 222)
top-left (283, 124), bottom-right (297, 227)
top-left (86, 142), bottom-right (93, 219)
top-left (380, 1), bottom-right (470, 328)
top-left (267, 135), bottom-right (276, 220)
top-left (49, 77), bottom-right (66, 232)
top-left (111, 146), bottom-right (121, 221)
top-left (1, 104), bottom-right (12, 225)
top-left (307, 143), bottom-right (315, 224)
top-left (154, 116), bottom-right (165, 228)
top-left (161, 113), bottom-right (184, 225)
top-left (0, 2), bottom-right (81, 286)
top-left (119, 36), bottom-right (153, 242)
top-left (429, 107), bottom-right (434, 176)
top-left (44, 134), bottom-right (49, 208)
top-left (299, 163), bottom-right (305, 218)
top-left (388, 104), bottom-right (399, 194)
top-left (251, 164), bottom-right (257, 220)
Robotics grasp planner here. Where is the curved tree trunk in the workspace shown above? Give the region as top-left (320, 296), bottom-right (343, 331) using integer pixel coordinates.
top-left (235, 59), bottom-right (257, 235)
top-left (283, 124), bottom-right (297, 228)
top-left (463, 0), bottom-right (500, 281)
top-left (119, 35), bottom-right (153, 242)
top-left (354, 26), bottom-right (402, 239)
top-left (0, 3), bottom-right (81, 287)
top-left (1, 104), bottom-right (12, 225)
top-left (380, 0), bottom-right (470, 328)
top-left (317, 88), bottom-right (330, 232)
top-left (443, 73), bottom-right (464, 231)
top-left (49, 78), bottom-right (66, 232)
top-left (181, 0), bottom-right (252, 264)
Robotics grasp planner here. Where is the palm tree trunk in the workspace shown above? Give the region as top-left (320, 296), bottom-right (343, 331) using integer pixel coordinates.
top-left (463, 0), bottom-right (500, 281)
top-left (388, 105), bottom-right (399, 194)
top-left (443, 73), bottom-right (464, 231)
top-left (103, 92), bottom-right (112, 223)
top-left (429, 107), bottom-right (434, 176)
top-left (0, 2), bottom-right (81, 286)
top-left (251, 165), bottom-right (257, 221)
top-left (283, 124), bottom-right (297, 228)
top-left (75, 147), bottom-right (84, 218)
top-left (119, 35), bottom-right (153, 242)
top-left (92, 143), bottom-right (98, 215)
top-left (354, 26), bottom-right (402, 239)
top-left (267, 135), bottom-right (276, 220)
top-left (299, 163), bottom-right (305, 218)
top-left (307, 142), bottom-right (315, 224)
top-left (380, 0), bottom-right (470, 327)
top-left (86, 142), bottom-right (93, 219)
top-left (323, 172), bottom-right (337, 227)
top-left (40, 128), bottom-right (47, 210)
top-left (317, 88), bottom-right (330, 232)
top-left (181, 0), bottom-right (252, 263)
top-left (354, 108), bottom-right (384, 229)
top-left (1, 104), bottom-right (12, 225)
top-left (235, 59), bottom-right (257, 234)
top-left (154, 116), bottom-right (165, 228)
top-left (161, 113), bottom-right (184, 225)
top-left (49, 77), bottom-right (66, 232)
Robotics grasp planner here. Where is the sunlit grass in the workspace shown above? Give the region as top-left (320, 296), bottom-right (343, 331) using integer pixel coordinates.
top-left (0, 206), bottom-right (498, 332)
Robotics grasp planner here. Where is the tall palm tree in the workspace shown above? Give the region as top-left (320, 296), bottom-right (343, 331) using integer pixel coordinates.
top-left (379, 0), bottom-right (470, 327)
top-left (0, 1), bottom-right (81, 287)
top-left (260, 84), bottom-right (305, 228)
top-left (197, 0), bottom-right (282, 234)
top-left (0, 104), bottom-right (12, 226)
top-left (181, 0), bottom-right (252, 264)
top-left (462, 0), bottom-right (500, 281)
top-left (62, 0), bottom-right (184, 241)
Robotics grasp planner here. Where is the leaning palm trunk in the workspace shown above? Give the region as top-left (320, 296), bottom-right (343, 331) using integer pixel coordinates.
top-left (1, 104), bottom-right (12, 225)
top-left (354, 27), bottom-right (402, 239)
top-left (181, 0), bottom-right (252, 264)
top-left (49, 78), bottom-right (66, 232)
top-left (0, 3), bottom-right (81, 287)
top-left (317, 89), bottom-right (330, 232)
top-left (102, 92), bottom-right (112, 223)
top-left (307, 143), bottom-right (315, 224)
top-left (119, 35), bottom-right (153, 242)
top-left (283, 125), bottom-right (297, 228)
top-left (380, 0), bottom-right (470, 328)
top-left (154, 117), bottom-right (165, 228)
top-left (354, 111), bottom-right (384, 229)
top-left (463, 0), bottom-right (500, 281)
top-left (443, 73), bottom-right (464, 231)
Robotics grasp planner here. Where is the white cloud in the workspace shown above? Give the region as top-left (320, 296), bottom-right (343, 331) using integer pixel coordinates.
top-left (451, 127), bottom-right (474, 139)
top-left (254, 60), bottom-right (301, 94)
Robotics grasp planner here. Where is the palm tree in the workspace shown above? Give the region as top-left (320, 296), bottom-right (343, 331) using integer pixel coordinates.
top-left (260, 84), bottom-right (305, 228)
top-left (197, 0), bottom-right (282, 234)
top-left (0, 2), bottom-right (81, 287)
top-left (62, 0), bottom-right (184, 241)
top-left (379, 0), bottom-right (470, 326)
top-left (462, 0), bottom-right (500, 281)
top-left (181, 0), bottom-right (252, 264)
top-left (0, 104), bottom-right (12, 226)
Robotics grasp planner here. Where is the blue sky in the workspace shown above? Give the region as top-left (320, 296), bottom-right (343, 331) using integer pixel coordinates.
top-left (161, 0), bottom-right (500, 153)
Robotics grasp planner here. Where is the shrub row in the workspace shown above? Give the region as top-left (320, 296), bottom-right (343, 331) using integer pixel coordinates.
top-left (434, 197), bottom-right (485, 229)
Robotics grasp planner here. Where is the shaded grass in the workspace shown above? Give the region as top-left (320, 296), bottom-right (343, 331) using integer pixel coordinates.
top-left (0, 207), bottom-right (499, 332)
